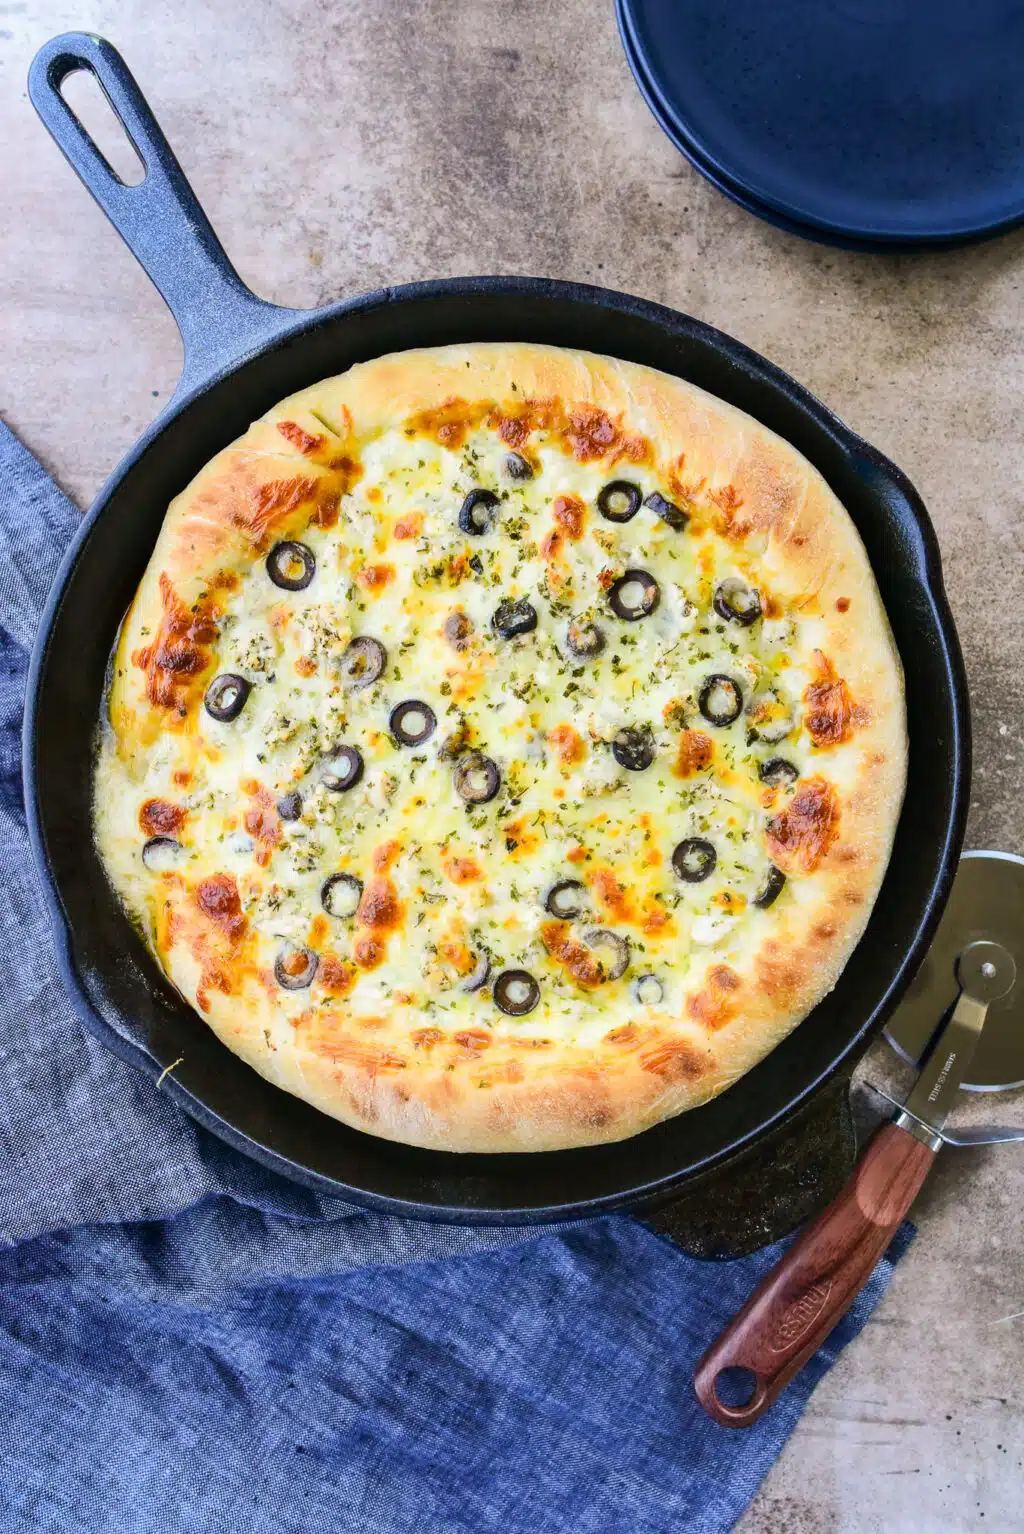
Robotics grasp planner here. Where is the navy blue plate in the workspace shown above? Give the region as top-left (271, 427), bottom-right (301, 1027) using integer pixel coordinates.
top-left (618, 0), bottom-right (1024, 249)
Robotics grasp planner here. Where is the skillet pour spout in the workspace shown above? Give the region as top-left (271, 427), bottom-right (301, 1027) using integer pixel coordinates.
top-left (22, 32), bottom-right (970, 1233)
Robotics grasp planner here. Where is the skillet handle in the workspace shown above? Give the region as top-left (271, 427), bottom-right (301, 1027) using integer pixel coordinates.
top-left (693, 1121), bottom-right (935, 1427)
top-left (28, 33), bottom-right (303, 402)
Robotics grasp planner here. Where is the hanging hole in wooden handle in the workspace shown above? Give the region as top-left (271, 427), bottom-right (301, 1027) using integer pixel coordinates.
top-left (701, 1364), bottom-right (768, 1426)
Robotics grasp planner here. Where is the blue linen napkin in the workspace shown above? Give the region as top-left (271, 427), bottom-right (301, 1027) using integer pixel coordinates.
top-left (0, 416), bottom-right (912, 1533)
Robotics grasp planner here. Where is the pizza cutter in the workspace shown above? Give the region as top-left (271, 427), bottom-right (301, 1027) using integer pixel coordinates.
top-left (694, 849), bottom-right (1024, 1427)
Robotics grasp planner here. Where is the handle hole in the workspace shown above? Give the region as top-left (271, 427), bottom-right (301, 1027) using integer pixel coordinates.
top-left (714, 1366), bottom-right (759, 1408)
top-left (59, 66), bottom-right (146, 186)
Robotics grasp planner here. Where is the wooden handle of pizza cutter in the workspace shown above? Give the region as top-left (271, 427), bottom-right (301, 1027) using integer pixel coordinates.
top-left (694, 1121), bottom-right (936, 1427)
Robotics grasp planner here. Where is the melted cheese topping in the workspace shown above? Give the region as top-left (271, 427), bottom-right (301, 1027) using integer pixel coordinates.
top-left (94, 420), bottom-right (857, 1050)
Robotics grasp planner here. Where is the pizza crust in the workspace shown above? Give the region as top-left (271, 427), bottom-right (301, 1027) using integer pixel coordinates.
top-left (95, 343), bottom-right (906, 1152)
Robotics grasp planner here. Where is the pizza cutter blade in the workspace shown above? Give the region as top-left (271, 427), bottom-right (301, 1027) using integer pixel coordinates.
top-left (886, 850), bottom-right (1024, 1092)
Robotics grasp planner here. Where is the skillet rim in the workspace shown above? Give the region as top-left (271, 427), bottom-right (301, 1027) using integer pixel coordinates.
top-left (21, 274), bottom-right (971, 1223)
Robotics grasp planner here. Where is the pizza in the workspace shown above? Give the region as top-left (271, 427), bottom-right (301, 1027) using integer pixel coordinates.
top-left (93, 343), bottom-right (906, 1152)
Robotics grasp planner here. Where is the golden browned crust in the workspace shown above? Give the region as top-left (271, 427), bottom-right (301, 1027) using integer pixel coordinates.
top-left (98, 344), bottom-right (906, 1152)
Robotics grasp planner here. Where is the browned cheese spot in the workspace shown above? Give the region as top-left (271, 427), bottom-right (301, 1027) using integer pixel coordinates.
top-left (191, 873), bottom-right (248, 1010)
top-left (242, 785), bottom-right (282, 869)
top-left (540, 528), bottom-right (564, 563)
top-left (548, 723), bottom-right (585, 766)
top-left (239, 476), bottom-right (320, 545)
top-left (357, 876), bottom-right (402, 930)
top-left (488, 397), bottom-right (649, 466)
top-left (589, 866), bottom-right (636, 924)
top-left (804, 650), bottom-right (857, 748)
top-left (441, 851), bottom-right (483, 885)
top-left (316, 956), bottom-right (358, 997)
top-left (195, 874), bottom-right (247, 947)
top-left (673, 729), bottom-right (714, 778)
top-left (406, 396), bottom-right (490, 450)
top-left (440, 938), bottom-right (475, 975)
top-left (686, 964), bottom-right (741, 1031)
top-left (540, 920), bottom-right (604, 989)
top-left (560, 404), bottom-right (647, 464)
top-left (552, 494), bottom-right (585, 540)
top-left (502, 818), bottom-right (539, 857)
top-left (765, 774), bottom-right (841, 875)
top-left (131, 572), bottom-right (220, 717)
top-left (393, 512), bottom-right (423, 541)
top-left (276, 420), bottom-right (327, 457)
top-left (139, 798), bottom-right (185, 836)
top-left (356, 562), bottom-right (395, 595)
top-left (353, 867), bottom-right (403, 971)
top-left (493, 397), bottom-right (560, 451)
top-left (708, 483), bottom-right (747, 537)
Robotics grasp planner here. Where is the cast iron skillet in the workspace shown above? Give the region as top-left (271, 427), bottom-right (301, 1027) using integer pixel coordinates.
top-left (22, 33), bottom-right (969, 1228)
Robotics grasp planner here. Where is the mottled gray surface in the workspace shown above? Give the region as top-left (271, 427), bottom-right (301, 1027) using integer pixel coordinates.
top-left (1, 3), bottom-right (1022, 1529)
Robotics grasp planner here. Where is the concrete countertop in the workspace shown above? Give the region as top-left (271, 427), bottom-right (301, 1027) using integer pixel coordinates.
top-left (1, 4), bottom-right (1021, 1528)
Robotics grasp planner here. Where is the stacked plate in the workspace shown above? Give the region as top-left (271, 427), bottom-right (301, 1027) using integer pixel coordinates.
top-left (617, 0), bottom-right (1024, 250)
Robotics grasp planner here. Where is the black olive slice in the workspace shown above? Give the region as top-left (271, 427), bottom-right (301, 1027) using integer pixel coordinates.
top-left (204, 673), bottom-right (251, 723)
top-left (461, 951), bottom-right (492, 993)
top-left (454, 753), bottom-right (501, 804)
top-left (581, 928), bottom-right (631, 981)
top-left (275, 944), bottom-right (319, 991)
top-left (390, 700), bottom-right (437, 747)
top-left (276, 790), bottom-right (303, 821)
top-left (633, 973), bottom-right (664, 1006)
top-left (698, 674), bottom-right (744, 727)
top-left (545, 879), bottom-right (588, 920)
top-left (714, 576), bottom-right (762, 627)
top-left (612, 725), bottom-right (656, 772)
top-left (468, 553), bottom-right (485, 577)
top-left (597, 480), bottom-right (642, 523)
top-left (565, 618), bottom-right (606, 659)
top-left (754, 865), bottom-right (787, 909)
top-left (608, 569), bottom-right (660, 622)
top-left (494, 969), bottom-right (540, 1016)
top-left (142, 836), bottom-right (185, 872)
top-left (459, 488), bottom-right (500, 535)
top-left (504, 452), bottom-right (533, 480)
top-left (266, 540), bottom-right (315, 591)
top-left (444, 611), bottom-right (473, 652)
top-left (319, 745), bottom-right (364, 792)
top-left (759, 757), bottom-right (799, 790)
top-left (644, 491), bottom-right (688, 531)
top-left (492, 598), bottom-right (538, 640)
top-left (340, 636), bottom-right (387, 690)
top-left (321, 872), bottom-right (363, 919)
top-left (672, 837), bottom-right (717, 883)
